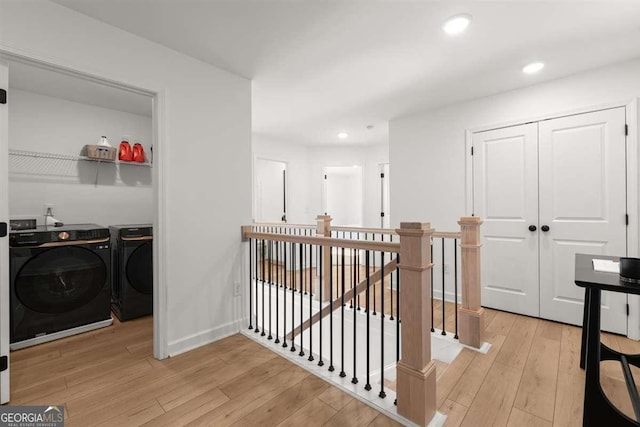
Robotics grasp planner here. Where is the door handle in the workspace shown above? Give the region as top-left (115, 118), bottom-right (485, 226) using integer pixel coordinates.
top-left (528, 225), bottom-right (537, 232)
top-left (541, 225), bottom-right (550, 232)
top-left (0, 222), bottom-right (6, 238)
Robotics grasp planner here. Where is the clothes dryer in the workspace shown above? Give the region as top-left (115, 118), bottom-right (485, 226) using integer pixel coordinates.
top-left (110, 225), bottom-right (153, 321)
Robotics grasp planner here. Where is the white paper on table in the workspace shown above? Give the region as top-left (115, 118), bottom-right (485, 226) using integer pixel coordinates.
top-left (592, 259), bottom-right (620, 273)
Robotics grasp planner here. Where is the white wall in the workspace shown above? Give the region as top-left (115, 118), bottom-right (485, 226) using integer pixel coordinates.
top-left (390, 58), bottom-right (640, 233)
top-left (8, 89), bottom-right (153, 227)
top-left (0, 0), bottom-right (251, 356)
top-left (252, 138), bottom-right (390, 228)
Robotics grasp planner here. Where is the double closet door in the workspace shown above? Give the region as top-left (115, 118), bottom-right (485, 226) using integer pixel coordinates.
top-left (473, 108), bottom-right (628, 334)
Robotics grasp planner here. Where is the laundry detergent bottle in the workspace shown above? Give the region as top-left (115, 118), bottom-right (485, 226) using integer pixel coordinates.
top-left (119, 138), bottom-right (132, 161)
top-left (132, 142), bottom-right (145, 163)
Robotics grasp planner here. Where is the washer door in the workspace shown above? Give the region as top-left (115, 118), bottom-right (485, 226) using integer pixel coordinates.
top-left (15, 246), bottom-right (107, 314)
top-left (126, 241), bottom-right (153, 295)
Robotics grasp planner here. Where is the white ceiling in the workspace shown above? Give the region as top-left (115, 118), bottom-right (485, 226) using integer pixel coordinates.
top-left (51, 0), bottom-right (640, 146)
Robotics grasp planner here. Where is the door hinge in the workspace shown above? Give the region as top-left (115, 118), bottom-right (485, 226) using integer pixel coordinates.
top-left (324, 174), bottom-right (327, 180)
top-left (625, 124), bottom-right (629, 136)
top-left (626, 214), bottom-right (629, 226)
top-left (380, 212), bottom-right (385, 218)
top-left (0, 355), bottom-right (7, 372)
top-left (0, 88), bottom-right (6, 104)
top-left (471, 146), bottom-right (474, 156)
top-left (0, 222), bottom-right (7, 237)
top-left (627, 303), bottom-right (630, 316)
top-left (380, 173), bottom-right (385, 178)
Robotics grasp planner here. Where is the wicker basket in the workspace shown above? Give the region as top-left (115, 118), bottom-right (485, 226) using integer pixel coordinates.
top-left (85, 145), bottom-right (117, 161)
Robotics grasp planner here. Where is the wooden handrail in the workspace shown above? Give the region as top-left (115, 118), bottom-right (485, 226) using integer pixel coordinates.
top-left (287, 258), bottom-right (398, 340)
top-left (330, 225), bottom-right (396, 235)
top-left (250, 223), bottom-right (461, 240)
top-left (251, 222), bottom-right (316, 229)
top-left (242, 230), bottom-right (400, 253)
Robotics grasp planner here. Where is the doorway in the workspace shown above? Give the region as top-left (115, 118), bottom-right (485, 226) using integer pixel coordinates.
top-left (255, 158), bottom-right (287, 223)
top-left (0, 56), bottom-right (160, 404)
top-left (472, 107), bottom-right (628, 334)
top-left (323, 166), bottom-right (363, 227)
top-left (380, 163), bottom-right (390, 228)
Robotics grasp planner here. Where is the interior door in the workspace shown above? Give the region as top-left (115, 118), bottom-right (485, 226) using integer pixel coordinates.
top-left (255, 158), bottom-right (287, 223)
top-left (538, 108), bottom-right (627, 334)
top-left (473, 123), bottom-right (540, 317)
top-left (0, 61), bottom-right (10, 404)
top-left (380, 163), bottom-right (390, 228)
top-left (323, 166), bottom-right (363, 227)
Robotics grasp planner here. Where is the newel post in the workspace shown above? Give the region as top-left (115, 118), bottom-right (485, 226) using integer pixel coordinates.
top-left (316, 215), bottom-right (332, 301)
top-left (458, 216), bottom-right (484, 349)
top-left (396, 222), bottom-right (437, 426)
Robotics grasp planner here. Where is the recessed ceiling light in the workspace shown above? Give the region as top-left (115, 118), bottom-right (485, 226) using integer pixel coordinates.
top-left (523, 62), bottom-right (545, 74)
top-left (337, 132), bottom-right (349, 139)
top-left (442, 14), bottom-right (472, 35)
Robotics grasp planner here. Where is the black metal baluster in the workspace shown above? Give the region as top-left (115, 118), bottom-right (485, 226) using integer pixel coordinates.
top-left (279, 228), bottom-right (284, 288)
top-left (290, 241), bottom-right (296, 352)
top-left (283, 239), bottom-right (288, 348)
top-left (268, 240), bottom-right (273, 340)
top-left (249, 237), bottom-right (253, 330)
top-left (379, 250), bottom-right (386, 398)
top-left (318, 246), bottom-right (324, 366)
top-left (365, 250), bottom-right (371, 391)
top-left (390, 234), bottom-right (394, 321)
top-left (352, 246), bottom-right (358, 384)
top-left (340, 247), bottom-right (346, 378)
top-left (309, 243), bottom-right (314, 361)
top-left (304, 230), bottom-right (308, 295)
top-left (373, 235), bottom-right (377, 316)
top-left (430, 240), bottom-right (435, 333)
top-left (299, 243), bottom-right (305, 357)
top-left (329, 247), bottom-right (334, 372)
top-left (261, 240), bottom-right (266, 336)
top-left (255, 238), bottom-right (260, 334)
top-left (442, 238), bottom-right (446, 336)
top-left (364, 233), bottom-right (368, 313)
top-left (350, 232), bottom-right (354, 309)
top-left (395, 253), bottom-right (400, 407)
top-left (454, 238), bottom-right (459, 339)
top-left (356, 232), bottom-right (361, 311)
top-left (275, 240), bottom-right (280, 344)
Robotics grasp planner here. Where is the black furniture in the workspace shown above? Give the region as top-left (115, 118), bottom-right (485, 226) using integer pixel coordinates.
top-left (575, 253), bottom-right (640, 427)
top-left (9, 224), bottom-right (112, 349)
top-left (110, 224), bottom-right (153, 321)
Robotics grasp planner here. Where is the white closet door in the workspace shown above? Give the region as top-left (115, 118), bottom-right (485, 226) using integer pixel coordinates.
top-left (0, 62), bottom-right (10, 404)
top-left (473, 123), bottom-right (540, 317)
top-left (539, 108), bottom-right (627, 334)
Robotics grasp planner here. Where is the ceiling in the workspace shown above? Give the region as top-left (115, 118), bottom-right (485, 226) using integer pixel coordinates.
top-left (51, 0), bottom-right (640, 146)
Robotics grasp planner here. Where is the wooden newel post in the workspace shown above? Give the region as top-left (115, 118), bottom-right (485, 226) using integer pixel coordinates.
top-left (396, 222), bottom-right (437, 426)
top-left (458, 216), bottom-right (484, 349)
top-left (316, 215), bottom-right (332, 301)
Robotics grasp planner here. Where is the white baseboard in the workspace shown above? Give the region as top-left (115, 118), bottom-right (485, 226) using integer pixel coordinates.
top-left (167, 318), bottom-right (246, 357)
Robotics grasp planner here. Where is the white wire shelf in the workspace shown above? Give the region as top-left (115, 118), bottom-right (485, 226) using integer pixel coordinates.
top-left (8, 149), bottom-right (152, 167)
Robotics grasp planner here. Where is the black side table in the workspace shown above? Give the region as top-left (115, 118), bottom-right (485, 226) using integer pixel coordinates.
top-left (575, 253), bottom-right (640, 427)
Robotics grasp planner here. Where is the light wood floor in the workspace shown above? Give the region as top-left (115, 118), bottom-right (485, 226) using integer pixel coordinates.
top-left (7, 315), bottom-right (400, 426)
top-left (437, 307), bottom-right (640, 427)
top-left (8, 307), bottom-right (640, 426)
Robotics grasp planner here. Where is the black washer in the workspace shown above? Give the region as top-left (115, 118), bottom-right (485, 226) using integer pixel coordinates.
top-left (9, 224), bottom-right (112, 346)
top-left (110, 224), bottom-right (153, 321)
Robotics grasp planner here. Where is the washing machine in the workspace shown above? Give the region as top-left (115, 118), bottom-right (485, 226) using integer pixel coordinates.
top-left (9, 224), bottom-right (113, 350)
top-left (110, 224), bottom-right (153, 321)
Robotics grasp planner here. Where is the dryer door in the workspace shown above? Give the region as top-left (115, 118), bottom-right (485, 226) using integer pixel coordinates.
top-left (126, 241), bottom-right (153, 295)
top-left (15, 246), bottom-right (107, 314)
